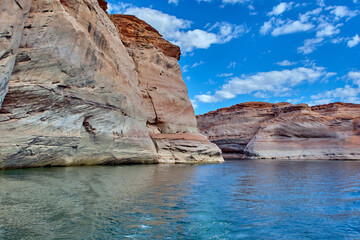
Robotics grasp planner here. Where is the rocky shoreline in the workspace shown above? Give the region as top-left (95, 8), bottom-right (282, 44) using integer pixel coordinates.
top-left (197, 102), bottom-right (360, 160)
top-left (0, 0), bottom-right (223, 169)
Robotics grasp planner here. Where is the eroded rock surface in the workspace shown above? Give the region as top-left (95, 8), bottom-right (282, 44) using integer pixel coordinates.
top-left (0, 0), bottom-right (32, 108)
top-left (110, 14), bottom-right (222, 163)
top-left (0, 0), bottom-right (222, 169)
top-left (197, 102), bottom-right (360, 160)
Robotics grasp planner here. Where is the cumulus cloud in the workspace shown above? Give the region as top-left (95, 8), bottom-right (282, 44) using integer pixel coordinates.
top-left (347, 34), bottom-right (360, 47)
top-left (348, 71), bottom-right (360, 86)
top-left (195, 66), bottom-right (328, 103)
top-left (298, 38), bottom-right (324, 54)
top-left (109, 6), bottom-right (247, 53)
top-left (268, 2), bottom-right (293, 16)
top-left (261, 2), bottom-right (360, 54)
top-left (271, 20), bottom-right (314, 36)
top-left (310, 71), bottom-right (360, 104)
top-left (326, 6), bottom-right (359, 20)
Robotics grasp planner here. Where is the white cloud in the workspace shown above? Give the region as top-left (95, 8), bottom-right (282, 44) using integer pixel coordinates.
top-left (327, 6), bottom-right (359, 20)
top-left (191, 61), bottom-right (205, 68)
top-left (217, 73), bottom-right (234, 77)
top-left (260, 20), bottom-right (273, 35)
top-left (197, 0), bottom-right (252, 5)
top-left (310, 71), bottom-right (360, 104)
top-left (276, 60), bottom-right (297, 66)
top-left (347, 34), bottom-right (360, 47)
top-left (190, 99), bottom-right (198, 109)
top-left (108, 3), bottom-right (131, 13)
top-left (317, 0), bottom-right (325, 7)
top-left (195, 67), bottom-right (328, 103)
top-left (109, 6), bottom-right (246, 53)
top-left (311, 85), bottom-right (360, 104)
top-left (316, 23), bottom-right (341, 38)
top-left (195, 94), bottom-right (220, 103)
top-left (253, 91), bottom-right (269, 98)
top-left (268, 2), bottom-right (293, 16)
top-left (348, 71), bottom-right (360, 86)
top-left (298, 38), bottom-right (324, 54)
top-left (222, 0), bottom-right (252, 4)
top-left (227, 61), bottom-right (237, 68)
top-left (287, 97), bottom-right (305, 104)
top-left (261, 3), bottom-right (359, 53)
top-left (168, 0), bottom-right (179, 5)
top-left (272, 20), bottom-right (314, 36)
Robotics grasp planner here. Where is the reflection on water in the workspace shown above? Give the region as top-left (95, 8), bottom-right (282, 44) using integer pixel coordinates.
top-left (1, 160), bottom-right (360, 239)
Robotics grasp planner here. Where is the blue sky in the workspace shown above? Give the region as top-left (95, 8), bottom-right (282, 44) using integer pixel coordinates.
top-left (107, 0), bottom-right (360, 115)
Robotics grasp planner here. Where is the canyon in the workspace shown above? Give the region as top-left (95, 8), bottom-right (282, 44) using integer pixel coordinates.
top-left (197, 102), bottom-right (360, 160)
top-left (0, 0), bottom-right (223, 169)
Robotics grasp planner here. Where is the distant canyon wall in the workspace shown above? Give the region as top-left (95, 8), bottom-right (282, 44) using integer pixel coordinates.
top-left (197, 102), bottom-right (360, 160)
top-left (0, 0), bottom-right (223, 169)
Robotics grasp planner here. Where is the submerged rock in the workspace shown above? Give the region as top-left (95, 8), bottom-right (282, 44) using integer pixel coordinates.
top-left (197, 102), bottom-right (360, 160)
top-left (0, 0), bottom-right (223, 169)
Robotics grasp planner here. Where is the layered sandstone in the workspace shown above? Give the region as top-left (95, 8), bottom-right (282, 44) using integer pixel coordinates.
top-left (110, 14), bottom-right (222, 163)
top-left (0, 0), bottom-right (223, 169)
top-left (0, 0), bottom-right (32, 108)
top-left (197, 102), bottom-right (360, 160)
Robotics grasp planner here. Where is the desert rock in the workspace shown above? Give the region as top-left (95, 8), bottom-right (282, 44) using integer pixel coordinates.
top-left (110, 14), bottom-right (222, 163)
top-left (0, 0), bottom-right (223, 169)
top-left (0, 0), bottom-right (32, 108)
top-left (197, 102), bottom-right (360, 160)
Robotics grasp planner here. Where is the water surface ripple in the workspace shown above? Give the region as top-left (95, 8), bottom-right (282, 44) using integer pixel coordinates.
top-left (1, 160), bottom-right (360, 239)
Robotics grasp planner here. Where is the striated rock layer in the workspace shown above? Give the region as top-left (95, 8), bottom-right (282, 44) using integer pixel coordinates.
top-left (110, 14), bottom-right (222, 163)
top-left (197, 102), bottom-right (360, 160)
top-left (0, 0), bottom-right (223, 169)
top-left (0, 0), bottom-right (32, 108)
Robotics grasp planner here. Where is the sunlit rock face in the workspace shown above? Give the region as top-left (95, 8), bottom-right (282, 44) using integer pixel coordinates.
top-left (197, 102), bottom-right (360, 160)
top-left (110, 14), bottom-right (223, 163)
top-left (0, 0), bottom-right (223, 169)
top-left (0, 0), bottom-right (32, 108)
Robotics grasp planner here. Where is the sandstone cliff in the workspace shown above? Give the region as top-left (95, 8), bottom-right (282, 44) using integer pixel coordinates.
top-left (197, 102), bottom-right (360, 160)
top-left (0, 0), bottom-right (223, 169)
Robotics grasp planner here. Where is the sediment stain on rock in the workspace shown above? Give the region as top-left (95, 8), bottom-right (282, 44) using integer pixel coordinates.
top-left (197, 102), bottom-right (360, 160)
top-left (0, 0), bottom-right (223, 169)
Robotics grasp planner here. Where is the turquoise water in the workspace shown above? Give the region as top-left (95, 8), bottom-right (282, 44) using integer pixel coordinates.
top-left (1, 160), bottom-right (360, 239)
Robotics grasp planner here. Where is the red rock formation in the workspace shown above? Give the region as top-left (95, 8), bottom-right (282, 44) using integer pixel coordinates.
top-left (0, 0), bottom-right (223, 169)
top-left (110, 14), bottom-right (222, 163)
top-left (97, 0), bottom-right (107, 12)
top-left (197, 102), bottom-right (360, 160)
top-left (110, 14), bottom-right (181, 60)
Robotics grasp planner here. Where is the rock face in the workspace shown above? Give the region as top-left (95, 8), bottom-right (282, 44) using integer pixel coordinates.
top-left (197, 102), bottom-right (360, 160)
top-left (0, 0), bottom-right (223, 169)
top-left (0, 0), bottom-right (32, 108)
top-left (110, 14), bottom-right (222, 163)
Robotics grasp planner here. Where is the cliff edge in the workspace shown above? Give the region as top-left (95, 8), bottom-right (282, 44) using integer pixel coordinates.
top-left (0, 0), bottom-right (223, 169)
top-left (197, 102), bottom-right (360, 160)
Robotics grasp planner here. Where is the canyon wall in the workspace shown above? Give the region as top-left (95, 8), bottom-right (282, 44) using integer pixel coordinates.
top-left (0, 0), bottom-right (223, 169)
top-left (0, 0), bottom-right (32, 108)
top-left (197, 102), bottom-right (360, 160)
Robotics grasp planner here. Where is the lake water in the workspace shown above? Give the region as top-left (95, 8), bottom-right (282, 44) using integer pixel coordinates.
top-left (1, 160), bottom-right (360, 239)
